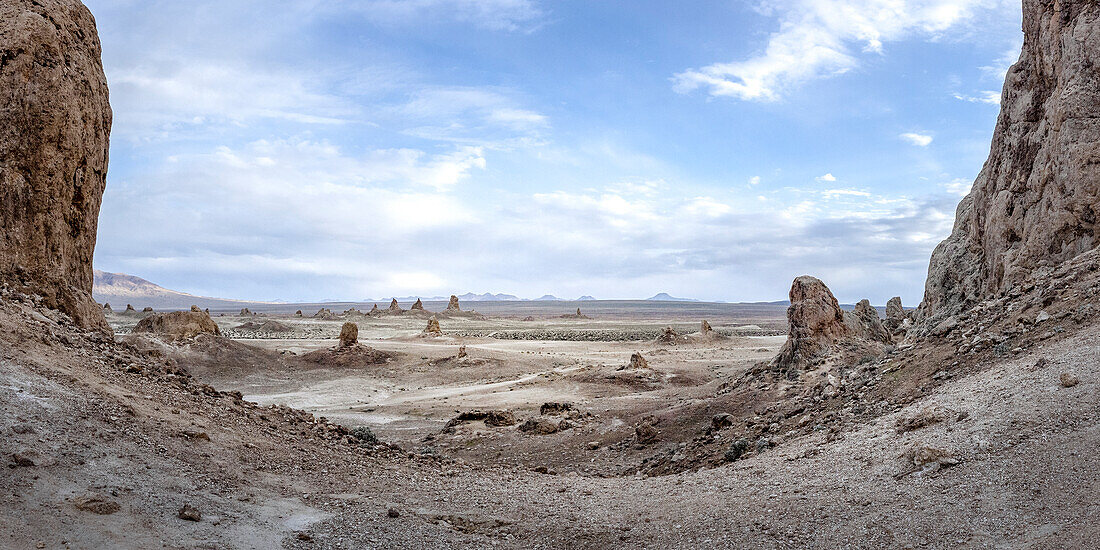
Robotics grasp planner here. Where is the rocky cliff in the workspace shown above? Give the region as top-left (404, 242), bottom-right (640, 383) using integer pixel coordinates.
top-left (0, 0), bottom-right (111, 329)
top-left (918, 0), bottom-right (1100, 330)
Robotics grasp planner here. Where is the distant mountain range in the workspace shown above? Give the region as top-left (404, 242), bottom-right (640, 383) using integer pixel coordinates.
top-left (92, 270), bottom-right (272, 310)
top-left (646, 292), bottom-right (700, 302)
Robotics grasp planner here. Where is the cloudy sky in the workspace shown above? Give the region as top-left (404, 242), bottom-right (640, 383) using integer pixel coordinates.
top-left (86, 0), bottom-right (1022, 304)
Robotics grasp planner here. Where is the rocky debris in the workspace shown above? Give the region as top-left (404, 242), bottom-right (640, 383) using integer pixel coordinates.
top-left (773, 277), bottom-right (891, 375)
top-left (411, 298), bottom-right (424, 311)
top-left (518, 418), bottom-right (561, 435)
top-left (422, 316), bottom-right (442, 336)
top-left (231, 320), bottom-right (291, 334)
top-left (724, 438), bottom-right (750, 461)
top-left (74, 494), bottom-right (120, 515)
top-left (917, 0), bottom-right (1100, 331)
top-left (446, 295), bottom-right (461, 312)
top-left (350, 426), bottom-right (377, 445)
top-left (442, 410), bottom-right (517, 433)
top-left (132, 310), bottom-right (220, 341)
top-left (898, 445), bottom-right (959, 478)
top-left (177, 504), bottom-right (201, 522)
top-left (240, 308), bottom-right (252, 315)
top-left (895, 407), bottom-right (950, 433)
top-left (388, 299), bottom-right (403, 314)
top-left (540, 402), bottom-right (575, 415)
top-left (711, 413), bottom-right (734, 430)
top-left (634, 417), bottom-right (659, 444)
top-left (338, 322), bottom-right (358, 348)
top-left (1060, 372), bottom-right (1080, 388)
top-left (301, 344), bottom-right (393, 367)
top-left (0, 0), bottom-right (112, 330)
top-left (627, 352), bottom-right (649, 370)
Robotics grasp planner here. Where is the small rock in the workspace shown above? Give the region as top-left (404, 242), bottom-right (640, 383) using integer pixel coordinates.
top-left (10, 452), bottom-right (35, 467)
top-left (1036, 310), bottom-right (1051, 323)
top-left (74, 494), bottom-right (121, 515)
top-left (725, 438), bottom-right (750, 461)
top-left (1060, 372), bottom-right (1080, 387)
top-left (178, 503), bottom-right (201, 521)
top-left (387, 508), bottom-right (400, 518)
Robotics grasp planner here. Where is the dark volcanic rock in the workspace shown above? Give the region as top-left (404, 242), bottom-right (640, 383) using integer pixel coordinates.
top-left (918, 0), bottom-right (1100, 330)
top-left (0, 0), bottom-right (112, 329)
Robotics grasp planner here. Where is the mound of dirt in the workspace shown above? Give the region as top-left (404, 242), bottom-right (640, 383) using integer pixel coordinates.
top-left (300, 344), bottom-right (393, 368)
top-left (233, 320), bottom-right (292, 333)
top-left (132, 310), bottom-right (220, 341)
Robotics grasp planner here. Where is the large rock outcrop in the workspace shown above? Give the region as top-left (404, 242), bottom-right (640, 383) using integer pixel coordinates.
top-left (0, 0), bottom-right (112, 329)
top-left (918, 0), bottom-right (1100, 330)
top-left (773, 276), bottom-right (891, 374)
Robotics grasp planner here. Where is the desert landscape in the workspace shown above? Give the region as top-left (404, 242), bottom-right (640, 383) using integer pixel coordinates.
top-left (3, 0), bottom-right (1100, 548)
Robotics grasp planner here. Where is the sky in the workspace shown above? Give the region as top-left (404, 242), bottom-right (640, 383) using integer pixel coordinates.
top-left (86, 0), bottom-right (1023, 304)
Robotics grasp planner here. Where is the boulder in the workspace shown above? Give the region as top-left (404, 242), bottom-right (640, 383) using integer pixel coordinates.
top-left (629, 352), bottom-right (649, 369)
top-left (338, 322), bottom-right (358, 349)
top-left (0, 0), bottom-right (112, 329)
top-left (132, 310), bottom-right (220, 341)
top-left (918, 0), bottom-right (1100, 329)
top-left (446, 295), bottom-right (461, 312)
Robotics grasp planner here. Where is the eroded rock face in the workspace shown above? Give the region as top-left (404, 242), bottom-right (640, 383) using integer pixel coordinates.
top-left (774, 276), bottom-right (850, 369)
top-left (132, 310), bottom-right (220, 341)
top-left (388, 299), bottom-right (403, 314)
top-left (411, 299), bottom-right (424, 311)
top-left (339, 322), bottom-right (358, 349)
top-left (919, 0), bottom-right (1100, 329)
top-left (423, 315), bottom-right (441, 335)
top-left (446, 295), bottom-right (460, 312)
top-left (848, 299), bottom-right (891, 343)
top-left (0, 0), bottom-right (112, 329)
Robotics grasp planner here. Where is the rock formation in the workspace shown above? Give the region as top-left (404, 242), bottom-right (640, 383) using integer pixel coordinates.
top-left (446, 295), bottom-right (460, 312)
top-left (338, 322), bottom-right (358, 349)
top-left (142, 306), bottom-right (153, 313)
top-left (884, 296), bottom-right (908, 336)
top-left (132, 310), bottom-right (220, 341)
top-left (773, 276), bottom-right (891, 374)
top-left (240, 308), bottom-right (251, 315)
top-left (388, 299), bottom-right (403, 314)
top-left (918, 0), bottom-right (1100, 330)
top-left (313, 307), bottom-right (334, 319)
top-left (423, 315), bottom-right (442, 336)
top-left (700, 320), bottom-right (713, 335)
top-left (189, 305), bottom-right (200, 312)
top-left (0, 0), bottom-right (112, 329)
top-left (411, 298), bottom-right (424, 311)
top-left (295, 309), bottom-right (302, 317)
top-left (629, 353), bottom-right (649, 369)
top-left (126, 304), bottom-right (136, 313)
top-left (103, 303), bottom-right (112, 312)
top-left (656, 326), bottom-right (687, 345)
top-left (369, 304), bottom-right (380, 315)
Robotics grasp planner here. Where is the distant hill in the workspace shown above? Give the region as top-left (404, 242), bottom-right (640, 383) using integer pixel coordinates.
top-left (457, 292), bottom-right (521, 301)
top-left (646, 292), bottom-right (699, 302)
top-left (577, 295), bottom-right (596, 301)
top-left (534, 295), bottom-right (563, 301)
top-left (92, 270), bottom-right (271, 310)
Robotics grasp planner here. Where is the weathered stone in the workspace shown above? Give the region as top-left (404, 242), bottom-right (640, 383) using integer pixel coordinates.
top-left (446, 295), bottom-right (460, 312)
top-left (388, 298), bottom-right (403, 314)
top-left (1060, 372), bottom-right (1080, 387)
top-left (629, 353), bottom-right (648, 369)
top-left (0, 0), bottom-right (112, 329)
top-left (411, 298), bottom-right (424, 311)
top-left (847, 299), bottom-right (891, 343)
top-left (919, 0), bottom-right (1100, 329)
top-left (700, 320), bottom-right (713, 334)
top-left (189, 305), bottom-right (200, 312)
top-left (773, 276), bottom-right (850, 370)
top-left (339, 322), bottom-right (358, 349)
top-left (423, 315), bottom-right (441, 335)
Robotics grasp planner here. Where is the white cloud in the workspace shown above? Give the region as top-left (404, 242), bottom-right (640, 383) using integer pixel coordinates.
top-left (952, 90), bottom-right (1001, 105)
top-left (944, 178), bottom-right (972, 196)
top-left (343, 0), bottom-right (544, 31)
top-left (900, 132), bottom-right (934, 146)
top-left (749, 176), bottom-right (762, 186)
top-left (673, 0), bottom-right (1008, 101)
top-left (817, 173), bottom-right (837, 182)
